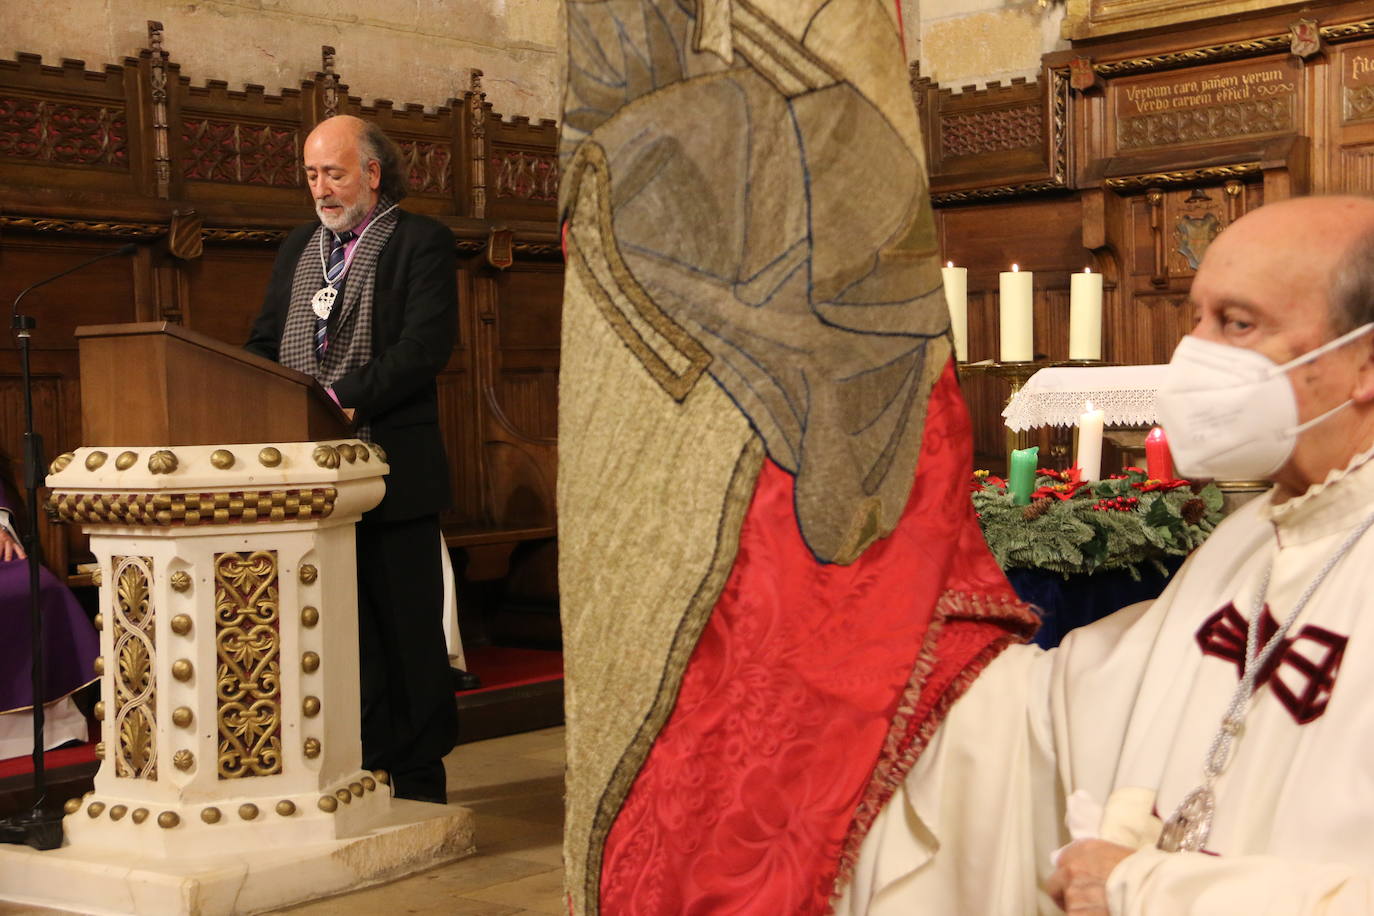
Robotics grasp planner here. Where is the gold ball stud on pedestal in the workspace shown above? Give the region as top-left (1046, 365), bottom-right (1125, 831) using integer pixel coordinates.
top-left (239, 804), bottom-right (259, 821)
top-left (63, 798), bottom-right (82, 815)
top-left (318, 795), bottom-right (338, 813)
top-left (171, 659), bottom-right (194, 681)
top-left (87, 802), bottom-right (106, 818)
top-left (109, 805), bottom-right (128, 821)
top-left (201, 807), bottom-right (222, 824)
top-left (276, 800), bottom-right (296, 817)
top-left (157, 811), bottom-right (180, 829)
top-left (148, 450), bottom-right (178, 475)
top-left (170, 614), bottom-right (192, 636)
top-left (131, 808), bottom-right (149, 824)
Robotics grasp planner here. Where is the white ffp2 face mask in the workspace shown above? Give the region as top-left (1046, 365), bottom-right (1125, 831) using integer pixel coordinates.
top-left (1155, 323), bottom-right (1374, 480)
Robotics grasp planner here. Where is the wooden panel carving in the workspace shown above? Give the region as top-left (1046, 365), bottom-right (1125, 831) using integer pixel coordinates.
top-left (398, 137), bottom-right (451, 195)
top-left (0, 93), bottom-right (128, 168)
top-left (924, 71), bottom-right (1068, 205)
top-left (181, 117), bottom-right (300, 186)
top-left (1112, 57), bottom-right (1299, 153)
top-left (940, 103), bottom-right (1042, 159)
top-left (483, 111), bottom-right (560, 220)
top-left (491, 148), bottom-right (558, 201)
top-left (1343, 43), bottom-right (1374, 123)
top-left (1337, 146), bottom-right (1374, 191)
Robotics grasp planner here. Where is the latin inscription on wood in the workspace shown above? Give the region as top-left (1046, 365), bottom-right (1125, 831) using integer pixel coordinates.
top-left (1113, 57), bottom-right (1299, 152)
top-left (1344, 42), bottom-right (1374, 123)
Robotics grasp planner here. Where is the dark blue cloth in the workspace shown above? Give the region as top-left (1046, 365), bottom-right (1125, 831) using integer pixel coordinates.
top-left (1007, 558), bottom-right (1183, 649)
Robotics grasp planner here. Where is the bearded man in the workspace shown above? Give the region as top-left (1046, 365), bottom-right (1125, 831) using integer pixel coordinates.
top-left (245, 114), bottom-right (458, 803)
top-left (841, 194), bottom-right (1374, 914)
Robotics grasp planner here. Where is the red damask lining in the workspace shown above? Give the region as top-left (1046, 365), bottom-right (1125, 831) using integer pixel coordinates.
top-left (598, 362), bottom-right (1035, 915)
top-left (1196, 603), bottom-right (1347, 725)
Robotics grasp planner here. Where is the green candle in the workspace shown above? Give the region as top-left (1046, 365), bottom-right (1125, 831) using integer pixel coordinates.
top-left (1009, 446), bottom-right (1039, 506)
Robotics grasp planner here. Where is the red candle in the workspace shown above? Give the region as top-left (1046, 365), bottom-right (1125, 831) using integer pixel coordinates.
top-left (1146, 426), bottom-right (1173, 480)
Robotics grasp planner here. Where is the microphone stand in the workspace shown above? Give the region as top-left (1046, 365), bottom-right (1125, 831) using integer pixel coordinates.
top-left (0, 243), bottom-right (137, 851)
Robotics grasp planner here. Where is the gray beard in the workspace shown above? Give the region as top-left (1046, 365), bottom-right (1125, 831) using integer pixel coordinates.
top-left (316, 196), bottom-right (371, 233)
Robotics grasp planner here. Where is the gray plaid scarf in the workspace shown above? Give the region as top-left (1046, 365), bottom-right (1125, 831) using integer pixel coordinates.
top-left (280, 200), bottom-right (400, 441)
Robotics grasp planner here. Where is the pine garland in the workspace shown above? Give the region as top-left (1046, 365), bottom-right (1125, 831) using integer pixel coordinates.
top-left (972, 467), bottom-right (1225, 579)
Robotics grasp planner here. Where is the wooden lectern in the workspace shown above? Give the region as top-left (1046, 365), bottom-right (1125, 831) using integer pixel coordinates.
top-left (75, 322), bottom-right (350, 446)
top-left (0, 323), bottom-right (473, 916)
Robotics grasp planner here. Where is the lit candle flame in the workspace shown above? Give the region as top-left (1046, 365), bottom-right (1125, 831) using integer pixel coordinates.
top-left (947, 260), bottom-right (953, 268)
top-left (1085, 400), bottom-right (1095, 412)
top-left (1084, 266), bottom-right (1092, 273)
top-left (1012, 263), bottom-right (1020, 272)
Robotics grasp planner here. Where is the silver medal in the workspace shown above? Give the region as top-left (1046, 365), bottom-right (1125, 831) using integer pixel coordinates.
top-left (311, 286), bottom-right (337, 319)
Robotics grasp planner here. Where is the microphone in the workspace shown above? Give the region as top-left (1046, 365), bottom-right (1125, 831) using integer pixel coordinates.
top-left (11, 242), bottom-right (138, 328)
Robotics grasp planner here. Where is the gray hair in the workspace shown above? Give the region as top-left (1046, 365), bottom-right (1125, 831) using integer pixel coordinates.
top-left (1330, 226), bottom-right (1374, 332)
top-left (358, 120), bottom-right (408, 203)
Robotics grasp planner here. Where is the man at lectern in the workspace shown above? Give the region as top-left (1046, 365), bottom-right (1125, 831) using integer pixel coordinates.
top-left (245, 114), bottom-right (458, 804)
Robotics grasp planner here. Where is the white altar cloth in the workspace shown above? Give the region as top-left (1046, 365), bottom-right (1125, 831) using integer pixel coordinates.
top-left (1002, 365), bottom-right (1169, 431)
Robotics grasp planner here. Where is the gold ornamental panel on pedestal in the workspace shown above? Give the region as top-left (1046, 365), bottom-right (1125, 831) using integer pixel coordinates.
top-left (215, 550), bottom-right (283, 779)
top-left (112, 556), bottom-right (157, 780)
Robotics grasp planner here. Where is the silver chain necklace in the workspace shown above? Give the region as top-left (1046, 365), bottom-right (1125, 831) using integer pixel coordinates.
top-left (311, 201), bottom-right (399, 320)
top-left (1158, 507), bottom-right (1374, 853)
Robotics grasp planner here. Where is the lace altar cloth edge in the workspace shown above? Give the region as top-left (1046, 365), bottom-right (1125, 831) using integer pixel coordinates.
top-left (1001, 365), bottom-right (1169, 431)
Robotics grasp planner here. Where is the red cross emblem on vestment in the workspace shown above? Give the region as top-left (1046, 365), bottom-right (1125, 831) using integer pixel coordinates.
top-left (1196, 604), bottom-right (1348, 725)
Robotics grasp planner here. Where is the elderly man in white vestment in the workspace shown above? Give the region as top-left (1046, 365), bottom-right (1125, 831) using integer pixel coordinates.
top-left (838, 194), bottom-right (1374, 916)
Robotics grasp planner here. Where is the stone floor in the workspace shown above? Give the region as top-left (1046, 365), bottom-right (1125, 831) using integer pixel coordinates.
top-left (0, 726), bottom-right (567, 916)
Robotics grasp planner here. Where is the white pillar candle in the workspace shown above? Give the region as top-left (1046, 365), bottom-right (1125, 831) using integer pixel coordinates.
top-left (999, 264), bottom-right (1033, 362)
top-left (1076, 401), bottom-right (1105, 482)
top-left (941, 261), bottom-right (968, 362)
top-left (1069, 267), bottom-right (1104, 361)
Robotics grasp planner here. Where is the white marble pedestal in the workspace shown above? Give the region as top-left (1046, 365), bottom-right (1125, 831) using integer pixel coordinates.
top-left (0, 441), bottom-right (475, 914)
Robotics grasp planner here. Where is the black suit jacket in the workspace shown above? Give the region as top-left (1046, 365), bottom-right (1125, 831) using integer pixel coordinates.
top-left (245, 209), bottom-right (456, 522)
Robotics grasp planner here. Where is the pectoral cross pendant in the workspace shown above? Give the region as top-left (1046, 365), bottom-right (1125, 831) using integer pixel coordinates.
top-left (1158, 785), bottom-right (1215, 853)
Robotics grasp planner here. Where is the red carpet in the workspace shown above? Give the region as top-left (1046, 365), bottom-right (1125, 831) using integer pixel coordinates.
top-left (1, 648), bottom-right (562, 777)
top-left (0, 741), bottom-right (97, 780)
top-left (459, 646), bottom-right (563, 695)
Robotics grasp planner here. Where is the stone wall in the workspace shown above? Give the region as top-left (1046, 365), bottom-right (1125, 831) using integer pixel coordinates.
top-left (917, 0), bottom-right (1067, 91)
top-left (4, 0), bottom-right (564, 121)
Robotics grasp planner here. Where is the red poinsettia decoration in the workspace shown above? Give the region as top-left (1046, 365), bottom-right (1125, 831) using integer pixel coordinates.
top-left (1133, 478), bottom-right (1190, 493)
top-left (972, 470), bottom-right (1007, 491)
top-left (1032, 479), bottom-right (1089, 501)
